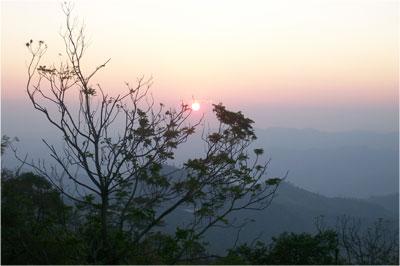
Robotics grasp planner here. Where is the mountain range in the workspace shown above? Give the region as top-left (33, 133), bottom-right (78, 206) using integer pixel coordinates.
top-left (174, 127), bottom-right (399, 198)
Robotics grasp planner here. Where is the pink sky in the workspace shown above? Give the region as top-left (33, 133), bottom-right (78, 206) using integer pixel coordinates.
top-left (1, 0), bottom-right (398, 131)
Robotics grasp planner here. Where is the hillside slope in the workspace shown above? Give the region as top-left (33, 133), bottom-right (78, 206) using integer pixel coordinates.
top-left (165, 181), bottom-right (397, 254)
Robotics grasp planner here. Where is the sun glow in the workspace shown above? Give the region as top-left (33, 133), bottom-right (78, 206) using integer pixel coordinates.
top-left (191, 101), bottom-right (201, 111)
top-left (1, 1), bottom-right (397, 131)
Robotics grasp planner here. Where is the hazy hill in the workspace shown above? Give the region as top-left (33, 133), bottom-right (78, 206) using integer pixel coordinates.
top-left (254, 128), bottom-right (399, 198)
top-left (366, 193), bottom-right (399, 217)
top-left (4, 125), bottom-right (398, 237)
top-left (165, 181), bottom-right (398, 254)
top-left (4, 126), bottom-right (398, 198)
top-left (173, 127), bottom-right (399, 198)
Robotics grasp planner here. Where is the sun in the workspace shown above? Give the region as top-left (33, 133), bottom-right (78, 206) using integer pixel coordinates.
top-left (191, 101), bottom-right (201, 111)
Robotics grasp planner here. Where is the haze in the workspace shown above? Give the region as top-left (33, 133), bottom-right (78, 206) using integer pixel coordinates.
top-left (1, 0), bottom-right (398, 199)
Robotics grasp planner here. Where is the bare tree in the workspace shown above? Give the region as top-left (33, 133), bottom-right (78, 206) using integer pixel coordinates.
top-left (337, 215), bottom-right (399, 265)
top-left (21, 3), bottom-right (282, 263)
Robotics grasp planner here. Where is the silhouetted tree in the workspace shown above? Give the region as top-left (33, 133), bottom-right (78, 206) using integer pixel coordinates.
top-left (20, 3), bottom-right (282, 263)
top-left (337, 215), bottom-right (399, 265)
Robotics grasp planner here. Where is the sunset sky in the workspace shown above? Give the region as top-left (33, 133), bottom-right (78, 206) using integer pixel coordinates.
top-left (1, 0), bottom-right (399, 131)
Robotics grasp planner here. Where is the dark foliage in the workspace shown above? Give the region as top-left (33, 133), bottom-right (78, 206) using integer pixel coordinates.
top-left (218, 230), bottom-right (340, 265)
top-left (1, 171), bottom-right (208, 265)
top-left (1, 172), bottom-right (84, 264)
top-left (2, 171), bottom-right (398, 265)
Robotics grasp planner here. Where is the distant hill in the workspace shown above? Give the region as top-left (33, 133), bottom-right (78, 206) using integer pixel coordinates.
top-left (173, 127), bottom-right (399, 198)
top-left (164, 181), bottom-right (398, 254)
top-left (365, 193), bottom-right (399, 217)
top-left (4, 127), bottom-right (398, 198)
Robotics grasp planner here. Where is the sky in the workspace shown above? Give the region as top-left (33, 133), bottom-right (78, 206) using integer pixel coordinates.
top-left (1, 0), bottom-right (399, 132)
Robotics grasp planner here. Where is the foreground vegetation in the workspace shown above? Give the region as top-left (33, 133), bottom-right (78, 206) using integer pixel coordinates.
top-left (2, 170), bottom-right (398, 265)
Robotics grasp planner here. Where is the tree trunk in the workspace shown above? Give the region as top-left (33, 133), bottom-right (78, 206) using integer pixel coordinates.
top-left (100, 191), bottom-right (112, 263)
